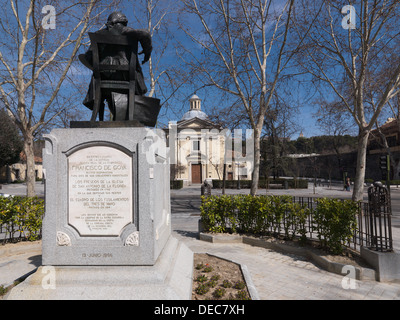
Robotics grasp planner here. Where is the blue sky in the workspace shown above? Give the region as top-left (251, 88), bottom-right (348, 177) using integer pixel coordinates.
top-left (100, 0), bottom-right (324, 139)
top-left (4, 0), bottom-right (353, 140)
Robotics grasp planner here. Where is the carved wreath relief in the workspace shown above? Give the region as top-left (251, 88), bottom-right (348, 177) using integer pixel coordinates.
top-left (125, 231), bottom-right (139, 246)
top-left (57, 232), bottom-right (71, 247)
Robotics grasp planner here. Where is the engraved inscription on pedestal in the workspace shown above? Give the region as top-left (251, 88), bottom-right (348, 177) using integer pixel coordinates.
top-left (67, 146), bottom-right (133, 237)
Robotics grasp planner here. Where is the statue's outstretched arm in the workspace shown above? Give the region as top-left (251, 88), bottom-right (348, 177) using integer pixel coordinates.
top-left (122, 28), bottom-right (153, 64)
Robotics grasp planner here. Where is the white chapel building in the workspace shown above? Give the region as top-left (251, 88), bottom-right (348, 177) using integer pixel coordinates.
top-left (166, 95), bottom-right (252, 186)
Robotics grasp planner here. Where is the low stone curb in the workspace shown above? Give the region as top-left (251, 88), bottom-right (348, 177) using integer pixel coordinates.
top-left (199, 232), bottom-right (377, 281)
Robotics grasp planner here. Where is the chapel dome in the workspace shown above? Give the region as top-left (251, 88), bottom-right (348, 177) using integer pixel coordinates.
top-left (181, 110), bottom-right (208, 121)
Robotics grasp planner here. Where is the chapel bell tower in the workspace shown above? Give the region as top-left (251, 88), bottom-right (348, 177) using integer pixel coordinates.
top-left (189, 94), bottom-right (201, 111)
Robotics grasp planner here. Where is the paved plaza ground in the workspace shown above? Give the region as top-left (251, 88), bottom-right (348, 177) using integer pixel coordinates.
top-left (171, 183), bottom-right (400, 300)
top-left (1, 182), bottom-right (400, 300)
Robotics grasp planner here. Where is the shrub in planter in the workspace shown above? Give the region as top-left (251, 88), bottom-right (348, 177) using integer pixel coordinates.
top-left (235, 195), bottom-right (258, 233)
top-left (170, 180), bottom-right (183, 189)
top-left (269, 196), bottom-right (291, 235)
top-left (284, 201), bottom-right (310, 242)
top-left (0, 196), bottom-right (19, 239)
top-left (313, 198), bottom-right (358, 254)
top-left (0, 196), bottom-right (44, 242)
top-left (200, 195), bottom-right (235, 233)
top-left (200, 194), bottom-right (359, 254)
top-left (18, 197), bottom-right (44, 241)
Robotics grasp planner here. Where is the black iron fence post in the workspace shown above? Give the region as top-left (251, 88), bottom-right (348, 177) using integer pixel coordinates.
top-left (367, 182), bottom-right (393, 252)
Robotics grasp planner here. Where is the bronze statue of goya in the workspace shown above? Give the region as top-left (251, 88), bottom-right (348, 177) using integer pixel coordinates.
top-left (79, 12), bottom-right (160, 126)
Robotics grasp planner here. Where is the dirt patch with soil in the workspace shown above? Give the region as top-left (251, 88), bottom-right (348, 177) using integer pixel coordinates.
top-left (192, 253), bottom-right (251, 300)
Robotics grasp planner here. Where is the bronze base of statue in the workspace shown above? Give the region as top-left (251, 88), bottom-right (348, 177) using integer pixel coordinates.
top-left (70, 120), bottom-right (144, 129)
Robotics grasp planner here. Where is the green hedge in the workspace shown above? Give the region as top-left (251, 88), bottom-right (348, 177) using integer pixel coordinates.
top-left (212, 179), bottom-right (308, 189)
top-left (313, 198), bottom-right (358, 254)
top-left (0, 196), bottom-right (44, 242)
top-left (170, 180), bottom-right (183, 189)
top-left (364, 179), bottom-right (400, 185)
top-left (200, 195), bottom-right (358, 254)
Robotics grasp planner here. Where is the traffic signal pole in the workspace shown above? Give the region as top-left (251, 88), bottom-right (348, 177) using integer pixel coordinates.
top-left (380, 155), bottom-right (391, 195)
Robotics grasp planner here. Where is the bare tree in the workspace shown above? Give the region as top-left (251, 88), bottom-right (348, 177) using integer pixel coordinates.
top-left (294, 0), bottom-right (400, 201)
top-left (0, 108), bottom-right (23, 173)
top-left (314, 101), bottom-right (357, 137)
top-left (262, 89), bottom-right (300, 179)
top-left (131, 0), bottom-right (171, 98)
top-left (0, 0), bottom-right (118, 196)
top-left (179, 0), bottom-right (308, 195)
top-left (131, 0), bottom-right (189, 122)
top-left (142, 0), bottom-right (170, 98)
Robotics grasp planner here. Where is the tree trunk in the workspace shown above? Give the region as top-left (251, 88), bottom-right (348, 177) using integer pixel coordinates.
top-left (6, 166), bottom-right (11, 184)
top-left (250, 128), bottom-right (261, 196)
top-left (222, 163), bottom-right (226, 195)
top-left (352, 129), bottom-right (370, 202)
top-left (24, 132), bottom-right (36, 197)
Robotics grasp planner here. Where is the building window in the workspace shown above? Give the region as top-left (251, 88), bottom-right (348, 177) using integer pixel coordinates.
top-left (193, 140), bottom-right (200, 151)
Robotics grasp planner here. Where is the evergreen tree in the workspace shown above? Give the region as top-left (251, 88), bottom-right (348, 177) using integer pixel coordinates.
top-left (0, 109), bottom-right (23, 168)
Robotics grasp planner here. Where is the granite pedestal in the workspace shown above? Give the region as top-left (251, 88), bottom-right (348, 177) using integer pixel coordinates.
top-left (6, 236), bottom-right (193, 300)
top-left (6, 127), bottom-right (193, 299)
